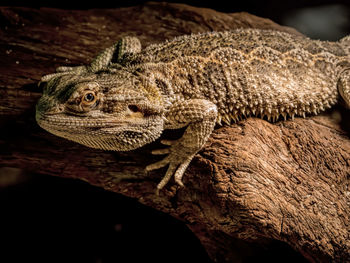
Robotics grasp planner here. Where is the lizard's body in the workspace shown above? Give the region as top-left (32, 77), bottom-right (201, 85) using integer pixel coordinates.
top-left (36, 29), bottom-right (350, 192)
top-left (135, 30), bottom-right (349, 122)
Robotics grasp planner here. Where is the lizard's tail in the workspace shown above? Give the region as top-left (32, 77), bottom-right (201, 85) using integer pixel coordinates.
top-left (339, 35), bottom-right (350, 55)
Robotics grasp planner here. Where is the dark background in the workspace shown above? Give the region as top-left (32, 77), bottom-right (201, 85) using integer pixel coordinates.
top-left (1, 1), bottom-right (349, 262)
top-left (1, 0), bottom-right (350, 39)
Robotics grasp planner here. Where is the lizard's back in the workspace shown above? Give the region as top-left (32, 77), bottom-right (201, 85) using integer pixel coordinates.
top-left (134, 29), bottom-right (350, 122)
top-left (142, 29), bottom-right (348, 62)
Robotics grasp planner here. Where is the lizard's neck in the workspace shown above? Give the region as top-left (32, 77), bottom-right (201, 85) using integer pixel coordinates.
top-left (131, 64), bottom-right (180, 108)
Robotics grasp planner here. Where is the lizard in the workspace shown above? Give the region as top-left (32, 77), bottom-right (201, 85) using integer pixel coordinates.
top-left (35, 28), bottom-right (350, 193)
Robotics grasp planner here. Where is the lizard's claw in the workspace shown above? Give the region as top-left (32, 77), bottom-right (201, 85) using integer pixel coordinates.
top-left (146, 140), bottom-right (194, 193)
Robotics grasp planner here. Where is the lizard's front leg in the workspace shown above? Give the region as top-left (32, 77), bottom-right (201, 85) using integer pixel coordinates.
top-left (339, 68), bottom-right (350, 108)
top-left (146, 99), bottom-right (217, 193)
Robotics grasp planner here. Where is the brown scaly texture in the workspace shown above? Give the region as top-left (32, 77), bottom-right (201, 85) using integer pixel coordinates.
top-left (0, 3), bottom-right (349, 262)
top-left (36, 28), bottom-right (350, 191)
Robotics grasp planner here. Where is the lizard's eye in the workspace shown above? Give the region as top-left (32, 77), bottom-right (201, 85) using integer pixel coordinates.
top-left (82, 91), bottom-right (97, 105)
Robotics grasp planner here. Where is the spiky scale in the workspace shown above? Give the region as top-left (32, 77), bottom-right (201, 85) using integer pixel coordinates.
top-left (222, 114), bottom-right (231, 125)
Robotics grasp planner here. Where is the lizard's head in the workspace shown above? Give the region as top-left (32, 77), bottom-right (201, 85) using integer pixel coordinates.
top-left (36, 70), bottom-right (165, 151)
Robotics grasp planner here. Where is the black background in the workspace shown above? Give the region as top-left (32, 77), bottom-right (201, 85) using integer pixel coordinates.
top-left (1, 0), bottom-right (350, 33)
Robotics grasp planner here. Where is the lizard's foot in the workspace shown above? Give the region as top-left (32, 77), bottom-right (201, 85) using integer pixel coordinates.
top-left (146, 99), bottom-right (217, 194)
top-left (146, 139), bottom-right (195, 194)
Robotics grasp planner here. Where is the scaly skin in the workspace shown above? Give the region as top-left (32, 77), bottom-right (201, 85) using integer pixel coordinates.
top-left (36, 29), bottom-right (350, 192)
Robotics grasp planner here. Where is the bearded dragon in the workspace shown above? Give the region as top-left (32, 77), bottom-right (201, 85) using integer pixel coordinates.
top-left (35, 29), bottom-right (350, 192)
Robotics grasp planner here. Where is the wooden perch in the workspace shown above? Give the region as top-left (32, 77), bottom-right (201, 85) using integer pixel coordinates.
top-left (0, 3), bottom-right (349, 262)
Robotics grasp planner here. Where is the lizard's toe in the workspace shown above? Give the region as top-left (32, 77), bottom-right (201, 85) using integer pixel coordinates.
top-left (174, 157), bottom-right (192, 187)
top-left (160, 139), bottom-right (175, 146)
top-left (156, 163), bottom-right (176, 191)
top-left (145, 157), bottom-right (170, 171)
top-left (151, 148), bottom-right (170, 155)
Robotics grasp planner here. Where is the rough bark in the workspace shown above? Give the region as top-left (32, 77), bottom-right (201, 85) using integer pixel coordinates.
top-left (0, 2), bottom-right (349, 262)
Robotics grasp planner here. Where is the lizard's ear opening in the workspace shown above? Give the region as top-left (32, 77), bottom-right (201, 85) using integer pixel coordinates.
top-left (128, 105), bottom-right (141, 113)
top-left (126, 103), bottom-right (163, 119)
top-left (126, 104), bottom-right (144, 119)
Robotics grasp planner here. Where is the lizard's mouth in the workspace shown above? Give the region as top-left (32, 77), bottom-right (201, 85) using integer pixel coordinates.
top-left (35, 109), bottom-right (157, 129)
top-left (36, 112), bottom-right (164, 151)
top-left (36, 112), bottom-right (121, 130)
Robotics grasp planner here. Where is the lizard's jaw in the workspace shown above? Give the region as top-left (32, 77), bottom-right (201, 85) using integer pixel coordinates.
top-left (36, 112), bottom-right (164, 151)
